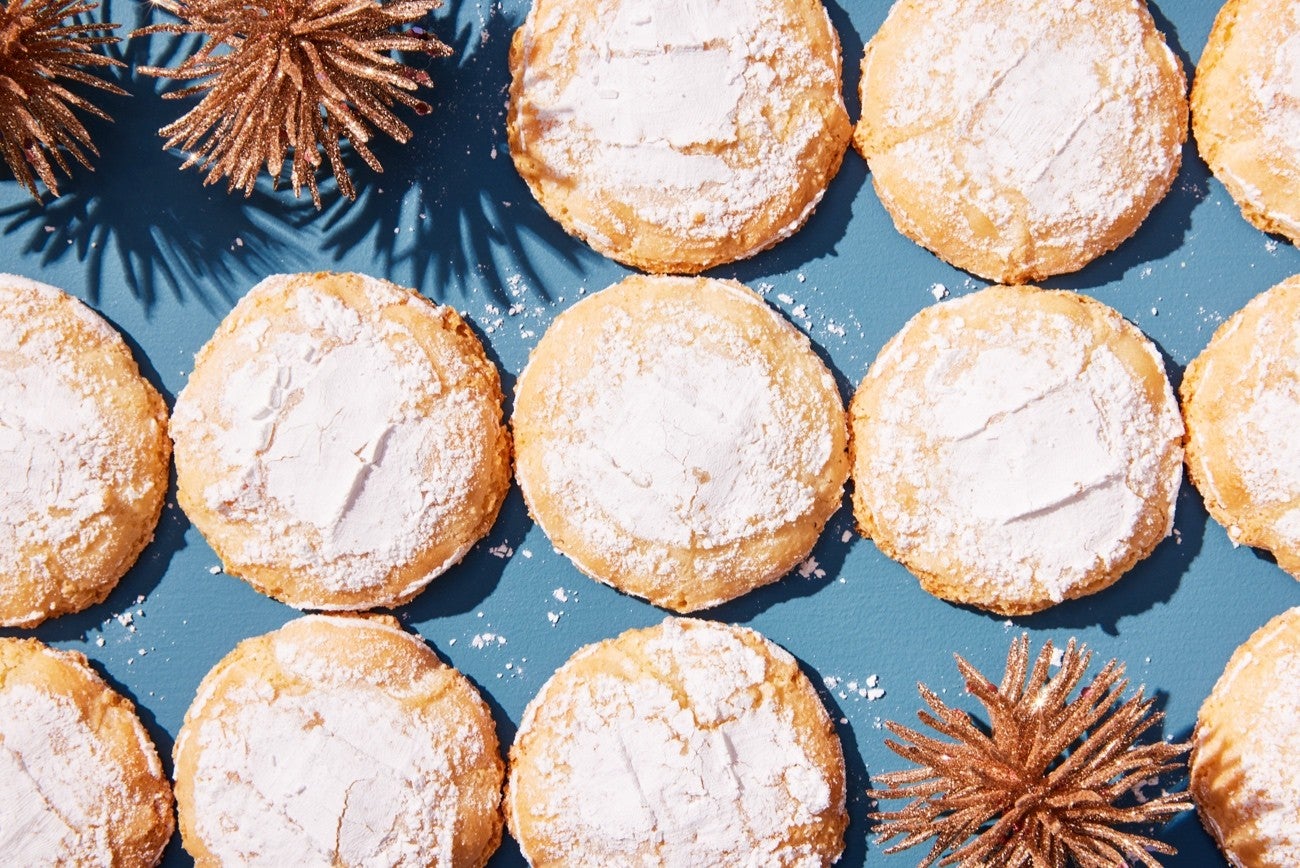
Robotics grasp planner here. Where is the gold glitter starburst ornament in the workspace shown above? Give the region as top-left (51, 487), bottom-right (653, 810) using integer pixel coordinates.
top-left (136, 0), bottom-right (450, 206)
top-left (0, 0), bottom-right (123, 197)
top-left (871, 636), bottom-right (1191, 867)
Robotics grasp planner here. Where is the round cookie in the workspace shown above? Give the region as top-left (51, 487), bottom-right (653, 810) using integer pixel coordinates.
top-left (511, 275), bottom-right (848, 612)
top-left (1192, 607), bottom-right (1300, 867)
top-left (854, 0), bottom-right (1187, 284)
top-left (849, 286), bottom-right (1183, 615)
top-left (0, 273), bottom-right (170, 627)
top-left (0, 637), bottom-right (174, 865)
top-left (1193, 0), bottom-right (1300, 243)
top-left (170, 272), bottom-right (511, 611)
top-left (506, 617), bottom-right (847, 866)
top-left (507, 0), bottom-right (851, 274)
top-left (173, 614), bottom-right (504, 867)
top-left (1182, 276), bottom-right (1300, 578)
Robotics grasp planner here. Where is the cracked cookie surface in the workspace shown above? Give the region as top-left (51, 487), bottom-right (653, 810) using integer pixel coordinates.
top-left (850, 285), bottom-right (1183, 615)
top-left (505, 618), bottom-right (847, 866)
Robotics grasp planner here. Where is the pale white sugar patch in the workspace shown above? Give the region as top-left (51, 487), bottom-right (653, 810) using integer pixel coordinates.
top-left (539, 304), bottom-right (828, 555)
top-left (175, 277), bottom-right (483, 595)
top-left (517, 0), bottom-right (841, 242)
top-left (871, 0), bottom-right (1179, 252)
top-left (1226, 311), bottom-right (1300, 506)
top-left (1231, 640), bottom-right (1300, 863)
top-left (191, 685), bottom-right (466, 866)
top-left (0, 279), bottom-right (144, 588)
top-left (0, 684), bottom-right (129, 864)
top-left (520, 621), bottom-right (831, 865)
top-left (863, 303), bottom-right (1181, 602)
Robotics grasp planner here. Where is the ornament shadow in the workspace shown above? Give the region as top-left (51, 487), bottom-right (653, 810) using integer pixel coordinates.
top-left (305, 4), bottom-right (605, 307)
top-left (0, 0), bottom-right (303, 311)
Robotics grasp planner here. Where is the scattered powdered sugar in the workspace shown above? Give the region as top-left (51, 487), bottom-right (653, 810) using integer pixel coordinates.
top-left (512, 620), bottom-right (838, 865)
top-left (514, 0), bottom-right (844, 247)
top-left (0, 683), bottom-right (131, 863)
top-left (863, 0), bottom-right (1182, 268)
top-left (171, 274), bottom-right (492, 599)
top-left (858, 294), bottom-right (1183, 603)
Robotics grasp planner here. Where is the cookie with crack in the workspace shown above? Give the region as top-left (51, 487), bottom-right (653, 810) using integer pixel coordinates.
top-left (850, 285), bottom-right (1183, 615)
top-left (506, 617), bottom-right (847, 866)
top-left (1182, 276), bottom-right (1300, 579)
top-left (511, 274), bottom-right (849, 612)
top-left (0, 273), bottom-right (170, 627)
top-left (1193, 0), bottom-right (1300, 243)
top-left (507, 0), bottom-right (851, 274)
top-left (0, 637), bottom-right (174, 865)
top-left (173, 614), bottom-right (504, 866)
top-left (1192, 606), bottom-right (1300, 867)
top-left (170, 272), bottom-right (511, 611)
top-left (855, 0), bottom-right (1187, 283)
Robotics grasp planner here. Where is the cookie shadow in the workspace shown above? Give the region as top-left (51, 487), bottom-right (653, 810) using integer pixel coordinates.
top-left (0, 0), bottom-right (300, 312)
top-left (798, 654), bottom-right (872, 867)
top-left (303, 3), bottom-right (601, 307)
top-left (707, 496), bottom-right (857, 622)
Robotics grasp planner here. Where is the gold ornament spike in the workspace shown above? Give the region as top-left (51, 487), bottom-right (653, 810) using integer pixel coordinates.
top-left (135, 0), bottom-right (450, 208)
top-left (0, 0), bottom-right (124, 198)
top-left (870, 635), bottom-right (1191, 868)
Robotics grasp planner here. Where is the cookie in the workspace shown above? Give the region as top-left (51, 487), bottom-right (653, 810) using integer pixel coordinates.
top-left (173, 614), bottom-right (504, 866)
top-left (506, 617), bottom-right (847, 866)
top-left (0, 637), bottom-right (174, 865)
top-left (1182, 276), bottom-right (1300, 578)
top-left (1192, 607), bottom-right (1300, 867)
top-left (1193, 0), bottom-right (1300, 243)
top-left (171, 272), bottom-right (511, 611)
top-left (507, 0), bottom-right (851, 274)
top-left (0, 273), bottom-right (170, 627)
top-left (850, 286), bottom-right (1183, 615)
top-left (512, 275), bottom-right (848, 612)
top-left (854, 0), bottom-right (1187, 283)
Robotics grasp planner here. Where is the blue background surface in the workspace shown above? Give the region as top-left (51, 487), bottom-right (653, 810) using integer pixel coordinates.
top-left (2, 0), bottom-right (1298, 864)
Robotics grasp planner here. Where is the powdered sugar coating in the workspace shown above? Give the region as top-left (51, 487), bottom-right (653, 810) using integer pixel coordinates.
top-left (1193, 0), bottom-right (1300, 242)
top-left (175, 615), bottom-right (503, 867)
top-left (0, 639), bottom-right (173, 866)
top-left (508, 0), bottom-right (851, 273)
top-left (506, 618), bottom-right (846, 866)
top-left (0, 274), bottom-right (169, 626)
top-left (171, 272), bottom-right (510, 610)
top-left (851, 286), bottom-right (1183, 614)
top-left (1193, 607), bottom-right (1300, 867)
top-left (856, 0), bottom-right (1186, 282)
top-left (1182, 276), bottom-right (1300, 578)
top-left (512, 275), bottom-right (848, 612)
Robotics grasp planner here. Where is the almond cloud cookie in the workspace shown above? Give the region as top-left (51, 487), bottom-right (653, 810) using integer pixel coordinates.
top-left (0, 274), bottom-right (170, 627)
top-left (506, 618), bottom-right (848, 866)
top-left (173, 614), bottom-right (505, 867)
top-left (1182, 276), bottom-right (1300, 578)
top-left (511, 274), bottom-right (849, 612)
top-left (850, 286), bottom-right (1184, 615)
top-left (1193, 0), bottom-right (1300, 243)
top-left (170, 272), bottom-right (511, 611)
top-left (855, 0), bottom-right (1187, 283)
top-left (507, 0), bottom-right (852, 274)
top-left (1192, 607), bottom-right (1300, 867)
top-left (0, 637), bottom-right (174, 865)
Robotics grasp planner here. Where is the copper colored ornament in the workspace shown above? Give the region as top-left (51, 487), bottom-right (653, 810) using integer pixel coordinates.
top-left (135, 0), bottom-right (450, 206)
top-left (871, 635), bottom-right (1190, 868)
top-left (0, 0), bottom-right (123, 197)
